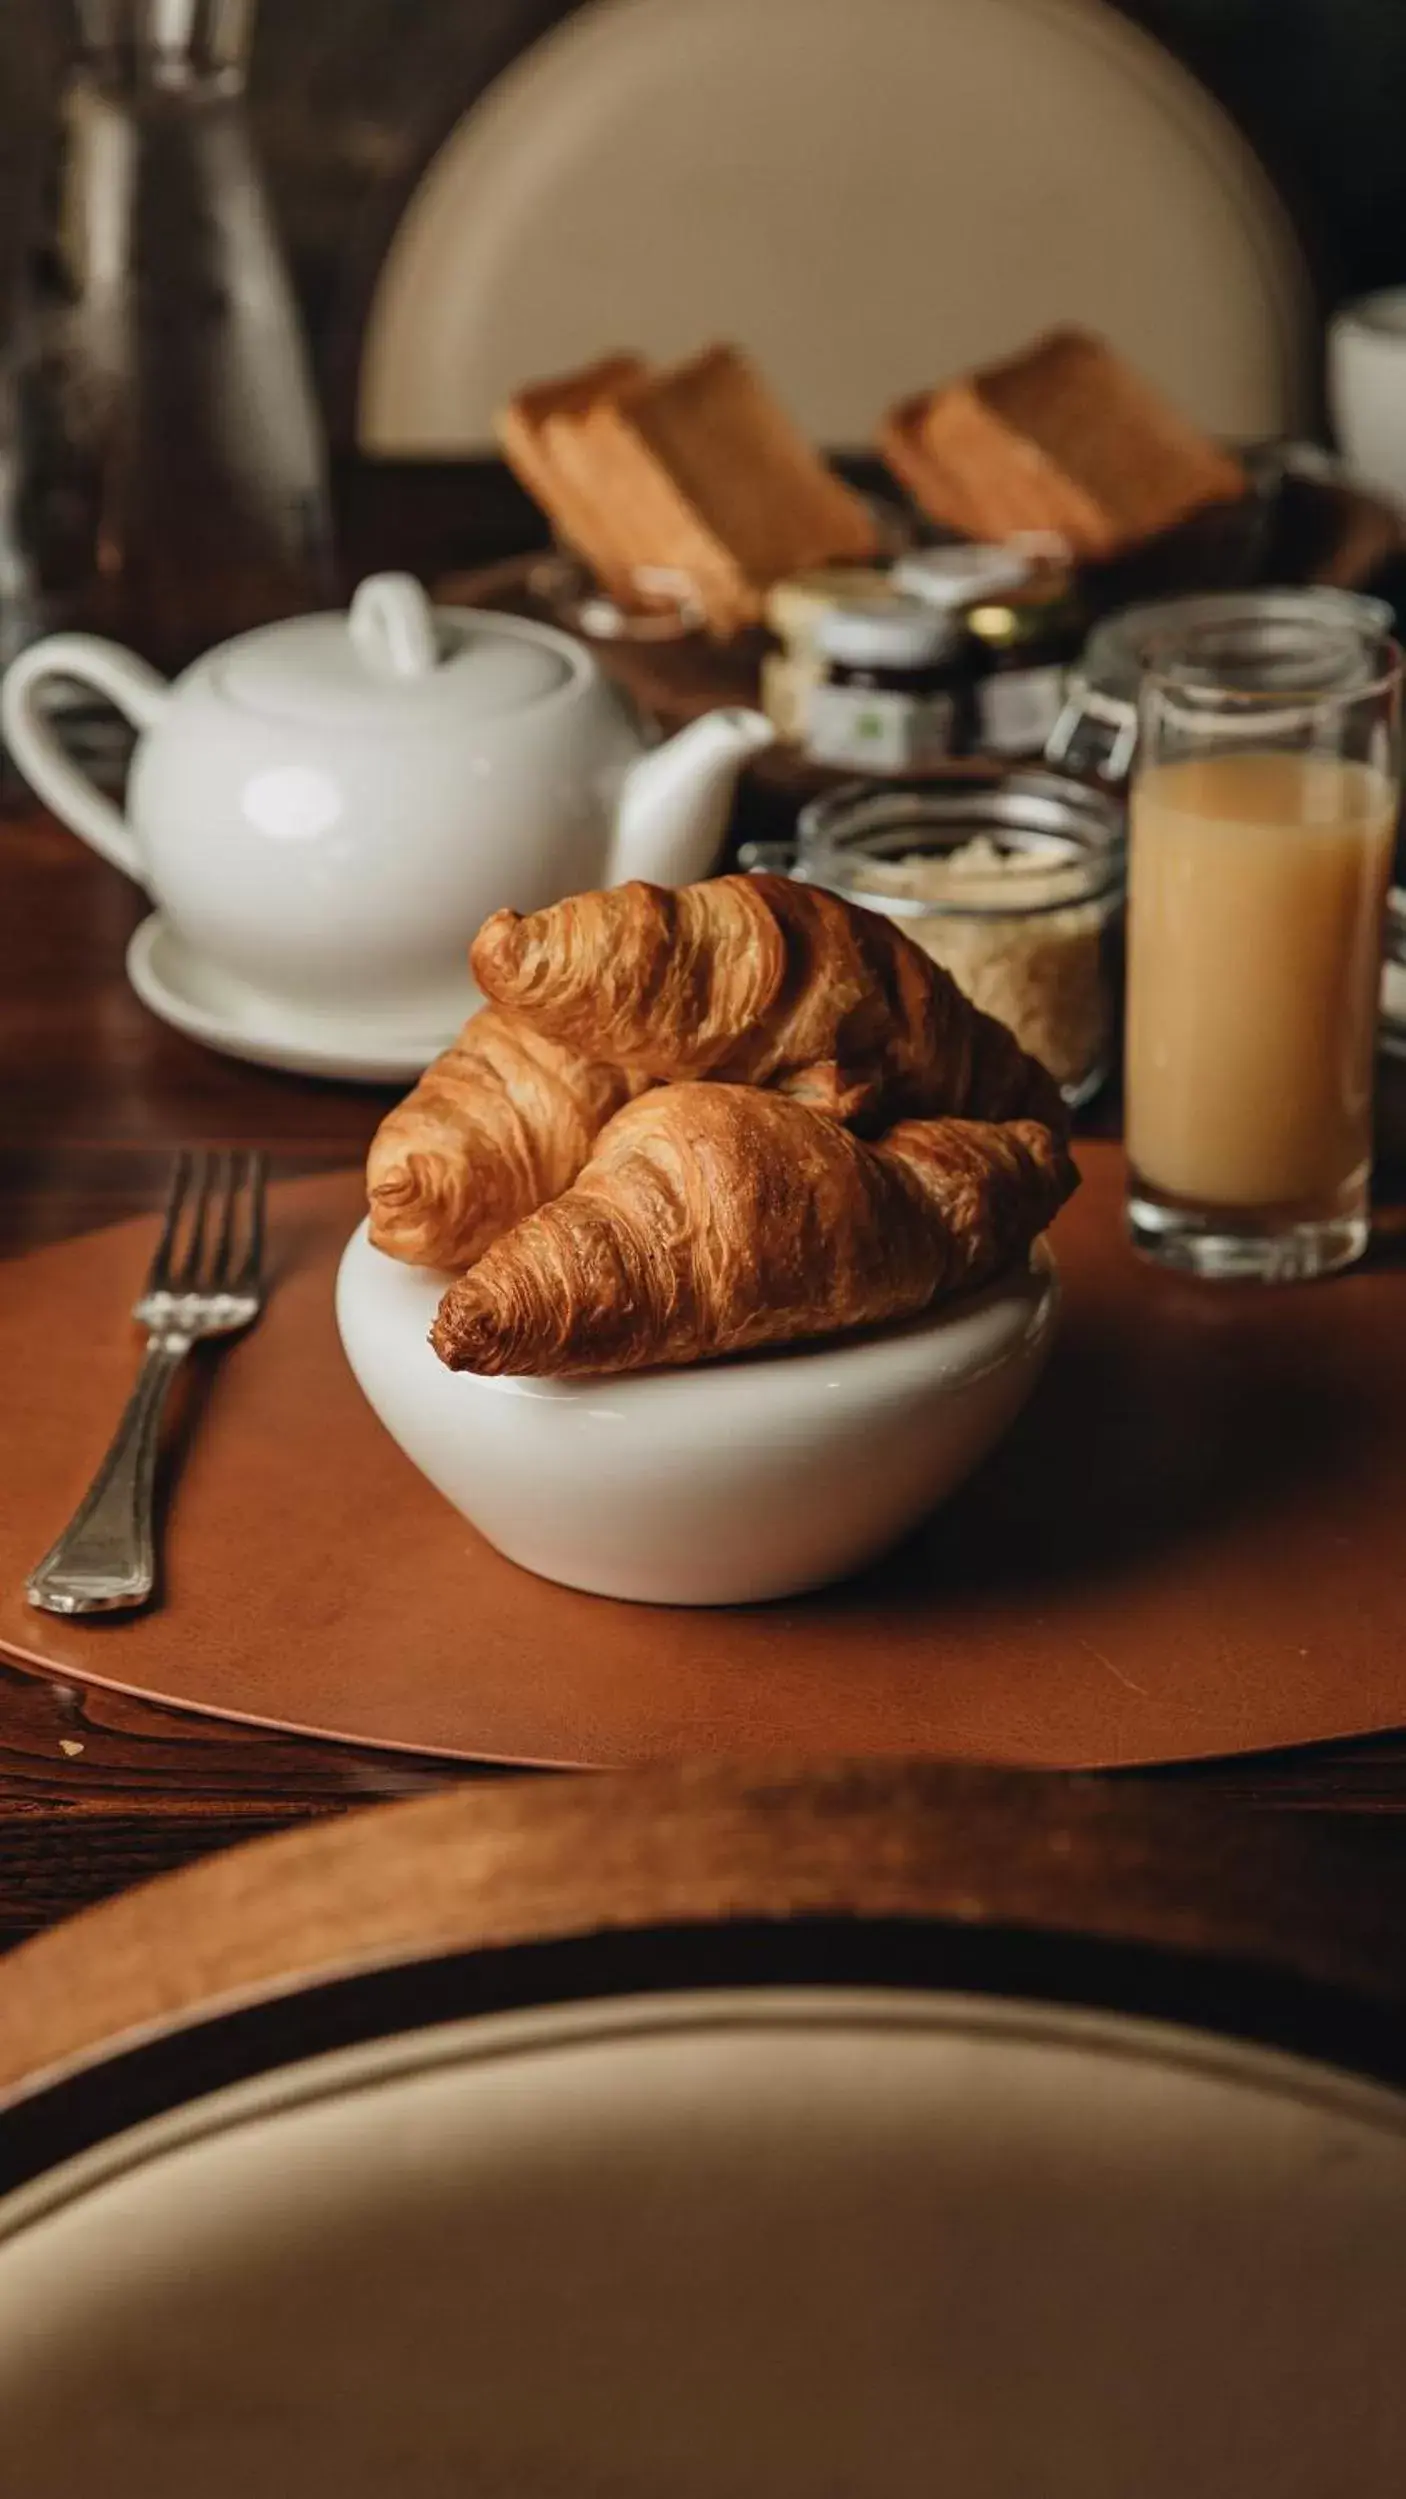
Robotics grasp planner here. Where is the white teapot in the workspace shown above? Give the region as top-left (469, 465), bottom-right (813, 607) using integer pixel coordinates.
top-left (2, 574), bottom-right (774, 1041)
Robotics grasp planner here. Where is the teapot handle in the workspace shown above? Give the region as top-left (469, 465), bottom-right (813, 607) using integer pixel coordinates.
top-left (2, 635), bottom-right (170, 885)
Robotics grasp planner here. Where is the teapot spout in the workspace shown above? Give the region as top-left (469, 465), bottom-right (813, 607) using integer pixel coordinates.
top-left (610, 706), bottom-right (775, 889)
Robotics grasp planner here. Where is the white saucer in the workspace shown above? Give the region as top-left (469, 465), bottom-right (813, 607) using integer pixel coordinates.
top-left (126, 914), bottom-right (460, 1084)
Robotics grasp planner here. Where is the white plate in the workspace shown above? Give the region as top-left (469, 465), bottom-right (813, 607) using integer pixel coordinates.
top-left (1, 1987), bottom-right (1404, 2495)
top-left (361, 0), bottom-right (1309, 453)
top-left (126, 912), bottom-right (461, 1084)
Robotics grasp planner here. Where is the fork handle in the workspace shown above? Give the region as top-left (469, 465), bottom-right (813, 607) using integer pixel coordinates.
top-left (27, 1335), bottom-right (191, 1615)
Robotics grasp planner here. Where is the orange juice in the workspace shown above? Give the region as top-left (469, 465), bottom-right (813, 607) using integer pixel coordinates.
top-left (1127, 750), bottom-right (1395, 1209)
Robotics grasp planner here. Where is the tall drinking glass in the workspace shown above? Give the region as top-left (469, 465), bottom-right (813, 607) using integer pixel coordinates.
top-left (1125, 616), bottom-right (1401, 1281)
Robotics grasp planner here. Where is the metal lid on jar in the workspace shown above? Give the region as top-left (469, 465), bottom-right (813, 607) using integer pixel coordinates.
top-left (1045, 586), bottom-right (1396, 783)
top-left (814, 596), bottom-right (961, 669)
top-left (892, 545), bottom-right (1034, 609)
top-left (764, 566), bottom-right (896, 652)
top-left (1079, 587), bottom-right (1394, 714)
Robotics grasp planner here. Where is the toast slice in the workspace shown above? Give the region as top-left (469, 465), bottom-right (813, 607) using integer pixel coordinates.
top-left (496, 353), bottom-right (651, 598)
top-left (548, 344), bottom-right (881, 634)
top-left (879, 328), bottom-right (1247, 557)
top-left (876, 392), bottom-right (990, 540)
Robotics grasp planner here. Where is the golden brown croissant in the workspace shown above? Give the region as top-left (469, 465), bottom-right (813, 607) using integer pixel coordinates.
top-left (367, 1006), bottom-right (647, 1271)
top-left (431, 1083), bottom-right (1076, 1376)
top-left (471, 874), bottom-right (1064, 1131)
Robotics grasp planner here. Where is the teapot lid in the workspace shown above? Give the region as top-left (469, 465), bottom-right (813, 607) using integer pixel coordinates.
top-left (209, 574), bottom-right (576, 726)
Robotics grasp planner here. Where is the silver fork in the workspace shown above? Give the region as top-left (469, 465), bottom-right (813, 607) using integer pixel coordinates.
top-left (27, 1150), bottom-right (267, 1616)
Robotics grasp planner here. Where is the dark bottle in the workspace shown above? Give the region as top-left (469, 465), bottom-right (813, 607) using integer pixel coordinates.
top-left (13, 0), bottom-right (333, 675)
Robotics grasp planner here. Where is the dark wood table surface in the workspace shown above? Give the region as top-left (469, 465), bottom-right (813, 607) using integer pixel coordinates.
top-left (3, 462), bottom-right (1406, 1962)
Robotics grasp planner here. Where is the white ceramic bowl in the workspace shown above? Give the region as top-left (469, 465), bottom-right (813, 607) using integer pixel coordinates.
top-left (335, 1221), bottom-right (1059, 1605)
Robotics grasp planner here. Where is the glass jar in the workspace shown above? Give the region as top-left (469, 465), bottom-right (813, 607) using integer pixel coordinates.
top-left (805, 597), bottom-right (966, 771)
top-left (793, 768), bottom-right (1126, 1106)
top-left (1046, 587), bottom-right (1394, 785)
top-left (894, 538), bottom-right (1085, 759)
top-left (759, 563), bottom-right (896, 742)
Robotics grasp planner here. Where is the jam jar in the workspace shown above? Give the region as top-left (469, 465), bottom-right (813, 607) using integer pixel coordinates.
top-left (805, 597), bottom-right (966, 772)
top-left (760, 565), bottom-right (896, 743)
top-left (893, 540), bottom-right (1085, 759)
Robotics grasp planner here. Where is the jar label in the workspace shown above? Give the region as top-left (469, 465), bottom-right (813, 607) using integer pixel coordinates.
top-left (805, 684), bottom-right (955, 772)
top-left (979, 664), bottom-right (1067, 756)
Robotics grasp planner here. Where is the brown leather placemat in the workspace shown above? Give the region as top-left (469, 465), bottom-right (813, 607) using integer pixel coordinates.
top-left (1, 1149), bottom-right (1403, 1771)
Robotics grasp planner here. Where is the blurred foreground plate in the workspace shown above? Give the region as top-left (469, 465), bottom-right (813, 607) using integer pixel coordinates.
top-left (0, 1761), bottom-right (1403, 2497)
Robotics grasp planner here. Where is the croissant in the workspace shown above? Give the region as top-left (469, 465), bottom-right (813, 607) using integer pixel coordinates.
top-left (367, 1006), bottom-right (647, 1271)
top-left (431, 1083), bottom-right (1076, 1376)
top-left (472, 874), bottom-right (1064, 1131)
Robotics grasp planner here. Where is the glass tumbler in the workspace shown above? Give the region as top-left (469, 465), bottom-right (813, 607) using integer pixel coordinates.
top-left (1125, 616), bottom-right (1401, 1281)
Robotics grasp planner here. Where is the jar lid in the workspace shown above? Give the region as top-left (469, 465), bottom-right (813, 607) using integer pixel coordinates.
top-left (815, 597), bottom-right (961, 669)
top-left (892, 546), bottom-right (1033, 609)
top-left (1079, 587), bottom-right (1394, 714)
top-left (764, 567), bottom-right (895, 651)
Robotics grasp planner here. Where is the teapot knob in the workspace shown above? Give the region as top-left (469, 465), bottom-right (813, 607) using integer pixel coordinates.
top-left (349, 573), bottom-right (440, 681)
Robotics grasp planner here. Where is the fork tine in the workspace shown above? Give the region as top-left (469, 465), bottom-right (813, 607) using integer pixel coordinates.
top-left (145, 1151), bottom-right (193, 1295)
top-left (171, 1148), bottom-right (215, 1291)
top-left (233, 1151), bottom-right (267, 1294)
top-left (211, 1148), bottom-right (242, 1289)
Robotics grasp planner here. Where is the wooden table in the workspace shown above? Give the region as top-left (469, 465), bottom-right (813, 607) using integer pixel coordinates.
top-left (6, 807), bottom-right (1406, 1956)
top-left (5, 442), bottom-right (1406, 1962)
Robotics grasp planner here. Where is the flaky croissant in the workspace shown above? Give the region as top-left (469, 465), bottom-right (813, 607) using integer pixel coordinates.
top-left (431, 1083), bottom-right (1076, 1376)
top-left (367, 1005), bottom-right (647, 1271)
top-left (471, 874), bottom-right (1065, 1132)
